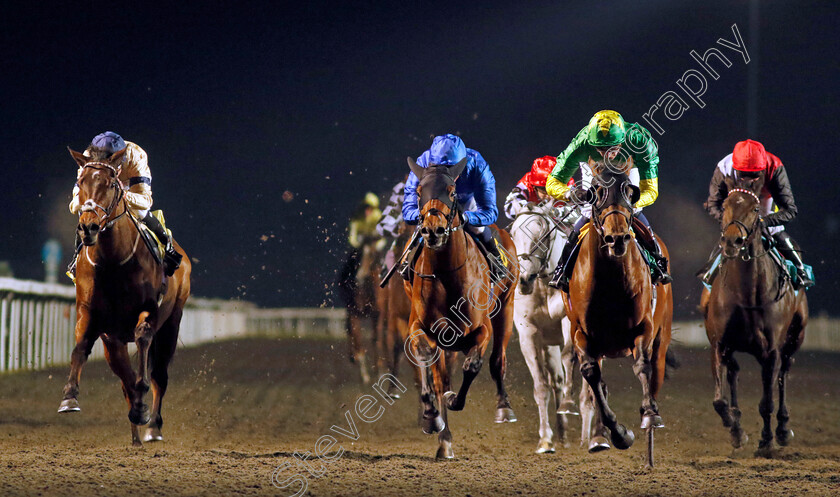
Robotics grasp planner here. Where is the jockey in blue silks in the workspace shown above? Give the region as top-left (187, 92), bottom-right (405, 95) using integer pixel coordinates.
top-left (403, 134), bottom-right (504, 275)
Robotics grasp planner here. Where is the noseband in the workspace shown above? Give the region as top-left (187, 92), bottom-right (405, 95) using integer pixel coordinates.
top-left (79, 162), bottom-right (127, 231)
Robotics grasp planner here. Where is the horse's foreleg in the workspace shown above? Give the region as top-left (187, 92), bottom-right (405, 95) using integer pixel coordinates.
top-left (445, 326), bottom-right (488, 412)
top-left (757, 350), bottom-right (780, 456)
top-left (633, 331), bottom-right (662, 430)
top-left (558, 316), bottom-right (578, 415)
top-left (436, 352), bottom-right (454, 459)
top-left (59, 307), bottom-right (95, 413)
top-left (576, 331), bottom-right (633, 450)
top-left (346, 312), bottom-right (369, 384)
top-left (411, 331), bottom-right (444, 436)
top-left (544, 345), bottom-right (570, 449)
top-left (490, 301), bottom-right (517, 424)
top-left (101, 338), bottom-right (143, 446)
top-left (724, 352), bottom-right (748, 448)
top-left (775, 354), bottom-right (794, 445)
top-left (515, 321), bottom-right (553, 452)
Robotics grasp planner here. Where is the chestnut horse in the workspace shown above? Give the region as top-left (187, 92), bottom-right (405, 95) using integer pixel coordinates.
top-left (404, 158), bottom-right (519, 459)
top-left (58, 148), bottom-right (191, 446)
top-left (563, 163), bottom-right (673, 467)
top-left (701, 174), bottom-right (807, 456)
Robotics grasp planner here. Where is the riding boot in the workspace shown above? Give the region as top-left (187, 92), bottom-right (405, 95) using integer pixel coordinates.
top-left (646, 233), bottom-right (673, 285)
top-left (142, 212), bottom-right (182, 276)
top-left (696, 245), bottom-right (722, 286)
top-left (479, 232), bottom-right (506, 284)
top-left (773, 231), bottom-right (814, 289)
top-left (548, 228), bottom-right (579, 291)
top-left (66, 232), bottom-right (82, 282)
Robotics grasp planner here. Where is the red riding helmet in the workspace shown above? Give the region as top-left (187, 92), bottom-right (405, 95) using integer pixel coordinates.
top-left (528, 156), bottom-right (556, 187)
top-left (732, 139), bottom-right (768, 172)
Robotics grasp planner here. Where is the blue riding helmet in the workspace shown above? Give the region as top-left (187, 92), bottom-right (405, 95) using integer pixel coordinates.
top-left (403, 134), bottom-right (498, 227)
top-left (91, 131), bottom-right (126, 156)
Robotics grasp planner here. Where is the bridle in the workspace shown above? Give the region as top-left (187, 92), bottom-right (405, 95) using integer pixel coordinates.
top-left (514, 209), bottom-right (558, 276)
top-left (722, 188), bottom-right (766, 261)
top-left (78, 161), bottom-right (127, 231)
top-left (590, 185), bottom-right (633, 239)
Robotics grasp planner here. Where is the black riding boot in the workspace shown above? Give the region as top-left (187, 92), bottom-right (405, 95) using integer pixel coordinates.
top-left (548, 228), bottom-right (580, 291)
top-left (477, 229), bottom-right (506, 283)
top-left (66, 232), bottom-right (82, 281)
top-left (142, 212), bottom-right (182, 276)
top-left (645, 234), bottom-right (673, 285)
top-left (773, 231), bottom-right (814, 289)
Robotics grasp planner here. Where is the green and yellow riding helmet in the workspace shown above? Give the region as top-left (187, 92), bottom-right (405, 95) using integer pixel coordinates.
top-left (586, 110), bottom-right (627, 148)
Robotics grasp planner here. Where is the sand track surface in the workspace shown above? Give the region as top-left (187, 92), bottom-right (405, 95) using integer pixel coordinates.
top-left (0, 337), bottom-right (838, 496)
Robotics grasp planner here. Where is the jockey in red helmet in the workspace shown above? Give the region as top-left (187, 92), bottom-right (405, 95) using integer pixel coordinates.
top-left (699, 139), bottom-right (813, 289)
top-left (503, 156), bottom-right (575, 220)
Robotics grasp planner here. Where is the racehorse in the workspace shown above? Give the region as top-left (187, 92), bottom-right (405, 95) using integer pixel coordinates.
top-left (375, 227), bottom-right (416, 397)
top-left (510, 203), bottom-right (581, 453)
top-left (404, 157), bottom-right (519, 459)
top-left (701, 174), bottom-right (808, 456)
top-left (562, 163), bottom-right (673, 467)
top-left (59, 147), bottom-right (191, 446)
top-left (341, 240), bottom-right (381, 384)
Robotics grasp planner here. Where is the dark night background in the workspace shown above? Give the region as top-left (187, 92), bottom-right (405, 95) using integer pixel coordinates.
top-left (1, 0), bottom-right (837, 319)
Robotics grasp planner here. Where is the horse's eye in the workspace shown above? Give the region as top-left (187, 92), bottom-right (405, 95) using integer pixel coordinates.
top-left (754, 207), bottom-right (759, 212)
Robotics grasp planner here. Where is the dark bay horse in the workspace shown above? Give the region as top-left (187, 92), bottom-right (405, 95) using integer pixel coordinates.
top-left (563, 163), bottom-right (673, 467)
top-left (404, 157), bottom-right (519, 459)
top-left (702, 174), bottom-right (808, 456)
top-left (341, 240), bottom-right (382, 384)
top-left (58, 148), bottom-right (191, 446)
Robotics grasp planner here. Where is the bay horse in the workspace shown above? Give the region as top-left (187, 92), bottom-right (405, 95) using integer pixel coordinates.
top-left (375, 226), bottom-right (416, 397)
top-left (562, 163), bottom-right (673, 467)
top-left (340, 240), bottom-right (381, 384)
top-left (510, 203), bottom-right (580, 453)
top-left (702, 174), bottom-right (807, 456)
top-left (405, 157), bottom-right (519, 459)
top-left (59, 147), bottom-right (191, 446)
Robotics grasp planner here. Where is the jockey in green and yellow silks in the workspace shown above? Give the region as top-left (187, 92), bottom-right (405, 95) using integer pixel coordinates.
top-left (546, 110), bottom-right (671, 291)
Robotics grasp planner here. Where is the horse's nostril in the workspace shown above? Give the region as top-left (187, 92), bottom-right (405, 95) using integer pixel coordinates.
top-left (421, 227), bottom-right (429, 235)
top-left (435, 227), bottom-right (446, 236)
top-left (604, 235), bottom-right (614, 245)
top-left (735, 236), bottom-right (744, 245)
top-left (623, 234), bottom-right (631, 243)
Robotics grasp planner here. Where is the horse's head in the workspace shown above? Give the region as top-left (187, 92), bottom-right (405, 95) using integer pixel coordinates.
top-left (589, 162), bottom-right (640, 258)
top-left (512, 204), bottom-right (554, 294)
top-left (69, 147), bottom-right (126, 246)
top-left (407, 156), bottom-right (467, 250)
top-left (719, 174), bottom-right (765, 258)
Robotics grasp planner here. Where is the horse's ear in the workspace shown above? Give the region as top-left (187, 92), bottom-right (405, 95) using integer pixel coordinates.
top-left (68, 147), bottom-right (87, 168)
top-left (108, 148), bottom-right (126, 168)
top-left (407, 156), bottom-right (425, 179)
top-left (448, 157), bottom-right (468, 180)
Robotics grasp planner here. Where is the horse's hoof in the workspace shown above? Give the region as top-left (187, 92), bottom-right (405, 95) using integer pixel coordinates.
top-left (57, 398), bottom-right (80, 413)
top-left (776, 428), bottom-right (794, 446)
top-left (128, 405), bottom-right (151, 426)
top-left (731, 429), bottom-right (748, 449)
top-left (421, 415), bottom-right (446, 434)
top-left (610, 425), bottom-right (635, 450)
top-left (132, 439), bottom-right (143, 447)
top-left (755, 440), bottom-right (775, 458)
top-left (557, 400), bottom-right (579, 416)
top-left (588, 436), bottom-right (611, 453)
top-left (443, 391), bottom-right (463, 411)
top-left (494, 407), bottom-right (517, 423)
top-left (435, 441), bottom-right (455, 460)
top-left (144, 426), bottom-right (164, 442)
top-left (535, 439), bottom-right (555, 454)
top-left (640, 414), bottom-right (664, 430)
